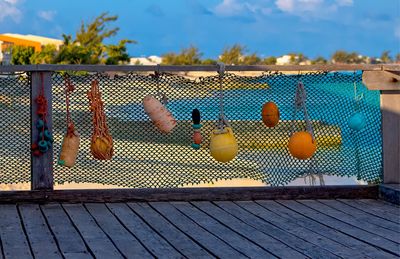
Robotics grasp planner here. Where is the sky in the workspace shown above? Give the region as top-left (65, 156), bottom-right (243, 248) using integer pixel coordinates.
top-left (1, 0), bottom-right (399, 59)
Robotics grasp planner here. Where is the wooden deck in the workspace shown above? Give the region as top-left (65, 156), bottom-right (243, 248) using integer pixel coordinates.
top-left (0, 199), bottom-right (398, 259)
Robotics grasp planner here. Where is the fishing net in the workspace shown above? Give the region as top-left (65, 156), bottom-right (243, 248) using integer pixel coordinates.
top-left (0, 70), bottom-right (382, 188)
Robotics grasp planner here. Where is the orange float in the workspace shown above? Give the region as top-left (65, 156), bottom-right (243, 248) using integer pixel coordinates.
top-left (288, 131), bottom-right (317, 160)
top-left (261, 101), bottom-right (280, 127)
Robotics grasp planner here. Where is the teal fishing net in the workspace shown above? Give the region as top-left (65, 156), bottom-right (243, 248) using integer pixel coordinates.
top-left (0, 70), bottom-right (382, 188)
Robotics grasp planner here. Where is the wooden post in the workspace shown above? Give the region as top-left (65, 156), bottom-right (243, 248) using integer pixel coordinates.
top-left (363, 71), bottom-right (400, 184)
top-left (31, 71), bottom-right (53, 190)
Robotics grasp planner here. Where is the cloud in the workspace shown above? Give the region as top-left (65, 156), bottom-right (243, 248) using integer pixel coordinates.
top-left (275, 0), bottom-right (353, 18)
top-left (37, 10), bottom-right (56, 21)
top-left (189, 0), bottom-right (213, 15)
top-left (145, 4), bottom-right (164, 17)
top-left (0, 0), bottom-right (22, 23)
top-left (213, 0), bottom-right (272, 18)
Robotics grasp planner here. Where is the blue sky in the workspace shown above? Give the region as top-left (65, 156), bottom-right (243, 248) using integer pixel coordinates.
top-left (1, 0), bottom-right (399, 59)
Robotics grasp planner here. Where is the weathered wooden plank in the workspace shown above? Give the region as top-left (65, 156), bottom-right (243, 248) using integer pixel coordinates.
top-left (172, 201), bottom-right (273, 259)
top-left (41, 203), bottom-right (92, 258)
top-left (128, 202), bottom-right (211, 258)
top-left (0, 205), bottom-right (32, 259)
top-left (150, 202), bottom-right (246, 258)
top-left (278, 200), bottom-right (400, 256)
top-left (300, 200), bottom-right (400, 243)
top-left (319, 199), bottom-right (400, 232)
top-left (62, 204), bottom-right (123, 259)
top-left (340, 199), bottom-right (400, 223)
top-left (106, 203), bottom-right (182, 259)
top-left (380, 184), bottom-right (400, 205)
top-left (192, 201), bottom-right (306, 258)
top-left (18, 204), bottom-right (62, 258)
top-left (362, 71), bottom-right (400, 90)
top-left (31, 71), bottom-right (54, 190)
top-left (234, 201), bottom-right (368, 259)
top-left (256, 200), bottom-right (397, 259)
top-left (215, 201), bottom-right (340, 258)
top-left (381, 90), bottom-right (400, 184)
top-left (0, 64), bottom-right (397, 73)
top-left (359, 199), bottom-right (400, 216)
top-left (85, 203), bottom-right (152, 258)
top-left (0, 185), bottom-right (379, 203)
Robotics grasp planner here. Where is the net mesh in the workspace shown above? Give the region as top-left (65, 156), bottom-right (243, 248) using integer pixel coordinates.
top-left (0, 73), bottom-right (31, 185)
top-left (0, 70), bottom-right (382, 188)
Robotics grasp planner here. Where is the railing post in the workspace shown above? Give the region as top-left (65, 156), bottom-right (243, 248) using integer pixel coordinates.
top-left (31, 71), bottom-right (54, 190)
top-left (363, 70), bottom-right (400, 184)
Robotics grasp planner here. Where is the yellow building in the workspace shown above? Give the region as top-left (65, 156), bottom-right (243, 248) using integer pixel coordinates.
top-left (0, 33), bottom-right (63, 64)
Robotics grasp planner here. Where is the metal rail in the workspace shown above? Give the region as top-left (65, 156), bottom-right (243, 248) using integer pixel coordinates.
top-left (0, 64), bottom-right (399, 73)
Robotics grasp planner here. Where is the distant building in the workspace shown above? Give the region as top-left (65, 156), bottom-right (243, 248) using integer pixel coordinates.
top-left (276, 55), bottom-right (292, 65)
top-left (0, 33), bottom-right (63, 64)
top-left (130, 55), bottom-right (162, 65)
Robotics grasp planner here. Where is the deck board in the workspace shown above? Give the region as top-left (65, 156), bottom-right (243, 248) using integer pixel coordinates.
top-left (171, 201), bottom-right (273, 258)
top-left (18, 204), bottom-right (62, 259)
top-left (85, 203), bottom-right (153, 258)
top-left (278, 200), bottom-right (400, 256)
top-left (0, 205), bottom-right (32, 259)
top-left (257, 200), bottom-right (398, 258)
top-left (340, 199), bottom-right (400, 223)
top-left (41, 203), bottom-right (92, 259)
top-left (106, 203), bottom-right (182, 259)
top-left (299, 200), bottom-right (400, 243)
top-left (62, 203), bottom-right (123, 259)
top-left (128, 202), bottom-right (212, 258)
top-left (0, 199), bottom-right (398, 259)
top-left (150, 202), bottom-right (247, 258)
top-left (192, 201), bottom-right (306, 258)
top-left (319, 199), bottom-right (400, 232)
top-left (236, 201), bottom-right (368, 259)
top-left (215, 201), bottom-right (340, 259)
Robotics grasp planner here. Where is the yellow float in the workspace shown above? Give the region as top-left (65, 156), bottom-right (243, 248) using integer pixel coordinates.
top-left (210, 127), bottom-right (238, 163)
top-left (261, 101), bottom-right (280, 127)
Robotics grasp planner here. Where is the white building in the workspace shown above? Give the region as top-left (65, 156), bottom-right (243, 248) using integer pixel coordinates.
top-left (130, 55), bottom-right (162, 65)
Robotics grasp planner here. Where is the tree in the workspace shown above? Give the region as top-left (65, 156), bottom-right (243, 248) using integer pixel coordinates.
top-left (380, 51), bottom-right (392, 63)
top-left (263, 56), bottom-right (276, 65)
top-left (54, 12), bottom-right (135, 64)
top-left (30, 44), bottom-right (57, 64)
top-left (396, 53), bottom-right (400, 63)
top-left (332, 50), bottom-right (363, 64)
top-left (219, 44), bottom-right (245, 65)
top-left (242, 54), bottom-right (261, 65)
top-left (219, 44), bottom-right (261, 65)
top-left (105, 39), bottom-right (134, 64)
top-left (202, 58), bottom-right (217, 65)
top-left (161, 46), bottom-right (202, 65)
top-left (10, 45), bottom-right (35, 65)
top-left (311, 56), bottom-right (328, 65)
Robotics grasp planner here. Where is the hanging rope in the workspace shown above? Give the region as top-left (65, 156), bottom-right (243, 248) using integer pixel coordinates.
top-left (290, 77), bottom-right (314, 140)
top-left (216, 62), bottom-right (229, 132)
top-left (87, 79), bottom-right (113, 160)
top-left (64, 75), bottom-right (76, 136)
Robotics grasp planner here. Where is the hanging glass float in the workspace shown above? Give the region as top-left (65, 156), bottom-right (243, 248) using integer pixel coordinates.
top-left (261, 101), bottom-right (280, 127)
top-left (191, 108), bottom-right (202, 150)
